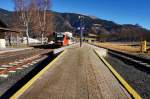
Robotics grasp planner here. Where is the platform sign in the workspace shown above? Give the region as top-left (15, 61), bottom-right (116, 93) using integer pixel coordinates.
top-left (74, 16), bottom-right (85, 47)
top-left (77, 27), bottom-right (85, 30)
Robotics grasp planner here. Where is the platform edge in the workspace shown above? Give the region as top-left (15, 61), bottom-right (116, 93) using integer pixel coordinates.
top-left (10, 50), bottom-right (67, 99)
top-left (94, 49), bottom-right (142, 99)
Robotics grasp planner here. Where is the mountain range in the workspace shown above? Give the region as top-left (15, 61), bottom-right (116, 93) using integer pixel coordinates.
top-left (0, 8), bottom-right (150, 41)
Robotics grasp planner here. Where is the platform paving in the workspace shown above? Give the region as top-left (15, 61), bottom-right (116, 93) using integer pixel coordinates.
top-left (18, 44), bottom-right (131, 99)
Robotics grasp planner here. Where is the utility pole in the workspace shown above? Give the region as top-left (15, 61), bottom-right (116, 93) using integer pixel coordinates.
top-left (79, 16), bottom-right (84, 47)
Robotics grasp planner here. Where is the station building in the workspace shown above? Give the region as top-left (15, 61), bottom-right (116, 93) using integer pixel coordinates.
top-left (0, 19), bottom-right (20, 48)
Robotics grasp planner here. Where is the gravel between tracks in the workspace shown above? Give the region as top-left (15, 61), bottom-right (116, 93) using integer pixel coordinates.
top-left (105, 54), bottom-right (150, 99)
top-left (0, 48), bottom-right (52, 96)
top-left (0, 49), bottom-right (52, 65)
top-left (0, 57), bottom-right (45, 96)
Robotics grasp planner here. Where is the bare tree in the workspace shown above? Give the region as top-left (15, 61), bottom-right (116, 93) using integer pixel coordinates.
top-left (35, 0), bottom-right (52, 44)
top-left (13, 0), bottom-right (52, 45)
top-left (13, 0), bottom-right (35, 45)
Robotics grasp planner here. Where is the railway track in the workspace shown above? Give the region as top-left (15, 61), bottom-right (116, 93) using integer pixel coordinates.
top-left (0, 49), bottom-right (52, 65)
top-left (0, 48), bottom-right (53, 77)
top-left (90, 43), bottom-right (150, 98)
top-left (0, 48), bottom-right (55, 97)
top-left (0, 55), bottom-right (47, 77)
top-left (90, 43), bottom-right (150, 72)
top-left (108, 51), bottom-right (150, 71)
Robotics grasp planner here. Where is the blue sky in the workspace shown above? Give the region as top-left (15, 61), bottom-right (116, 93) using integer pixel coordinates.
top-left (0, 0), bottom-right (150, 29)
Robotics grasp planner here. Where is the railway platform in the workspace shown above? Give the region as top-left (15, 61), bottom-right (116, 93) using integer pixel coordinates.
top-left (11, 43), bottom-right (132, 99)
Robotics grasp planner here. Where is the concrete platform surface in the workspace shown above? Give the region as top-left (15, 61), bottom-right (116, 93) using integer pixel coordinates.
top-left (18, 44), bottom-right (131, 99)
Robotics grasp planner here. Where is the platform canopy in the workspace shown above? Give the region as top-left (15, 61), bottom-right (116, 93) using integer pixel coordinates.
top-left (0, 27), bottom-right (21, 33)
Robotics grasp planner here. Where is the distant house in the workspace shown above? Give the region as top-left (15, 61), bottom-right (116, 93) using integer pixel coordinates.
top-left (0, 19), bottom-right (21, 48)
top-left (88, 33), bottom-right (97, 42)
top-left (83, 33), bottom-right (97, 42)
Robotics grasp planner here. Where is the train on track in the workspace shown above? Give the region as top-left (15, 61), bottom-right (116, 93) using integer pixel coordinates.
top-left (53, 32), bottom-right (76, 46)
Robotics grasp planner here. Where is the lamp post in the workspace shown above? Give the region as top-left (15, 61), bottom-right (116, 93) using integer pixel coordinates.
top-left (79, 16), bottom-right (84, 47)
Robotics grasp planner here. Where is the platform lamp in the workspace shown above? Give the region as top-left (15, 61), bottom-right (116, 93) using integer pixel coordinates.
top-left (78, 16), bottom-right (84, 47)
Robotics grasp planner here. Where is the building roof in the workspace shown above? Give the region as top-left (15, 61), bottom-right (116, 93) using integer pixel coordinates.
top-left (0, 20), bottom-right (7, 28)
top-left (0, 19), bottom-right (21, 33)
top-left (0, 27), bottom-right (21, 33)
